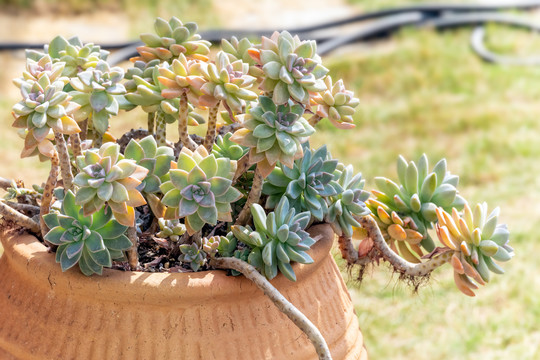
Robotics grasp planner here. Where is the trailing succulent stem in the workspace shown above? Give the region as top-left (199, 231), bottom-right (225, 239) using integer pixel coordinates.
top-left (235, 165), bottom-right (263, 226)
top-left (126, 227), bottom-right (139, 270)
top-left (210, 256), bottom-right (332, 360)
top-left (0, 201), bottom-right (40, 234)
top-left (360, 216), bottom-right (452, 277)
top-left (308, 114), bottom-right (322, 127)
top-left (54, 131), bottom-right (73, 190)
top-left (40, 151), bottom-right (60, 238)
top-left (204, 102), bottom-right (220, 152)
top-left (337, 235), bottom-right (369, 266)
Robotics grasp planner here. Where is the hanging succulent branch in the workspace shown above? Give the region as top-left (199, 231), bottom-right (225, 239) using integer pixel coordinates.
top-left (203, 101), bottom-right (220, 152)
top-left (209, 256), bottom-right (332, 360)
top-left (235, 166), bottom-right (263, 225)
top-left (126, 227), bottom-right (139, 270)
top-left (308, 114), bottom-right (322, 127)
top-left (40, 151), bottom-right (59, 238)
top-left (53, 131), bottom-right (73, 190)
top-left (147, 112), bottom-right (156, 136)
top-left (0, 201), bottom-right (40, 234)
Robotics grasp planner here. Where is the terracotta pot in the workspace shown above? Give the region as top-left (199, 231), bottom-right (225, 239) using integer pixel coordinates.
top-left (0, 224), bottom-right (367, 360)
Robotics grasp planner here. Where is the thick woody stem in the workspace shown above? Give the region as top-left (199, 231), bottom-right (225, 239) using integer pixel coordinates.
top-left (2, 201), bottom-right (40, 214)
top-left (147, 112), bottom-right (155, 136)
top-left (210, 256), bottom-right (332, 360)
top-left (178, 92), bottom-right (197, 151)
top-left (308, 114), bottom-right (322, 127)
top-left (0, 177), bottom-right (11, 190)
top-left (94, 132), bottom-right (103, 148)
top-left (0, 201), bottom-right (40, 234)
top-left (69, 133), bottom-right (82, 158)
top-left (236, 165), bottom-right (263, 226)
top-left (80, 119), bottom-right (88, 141)
top-left (155, 109), bottom-right (167, 147)
top-left (54, 131), bottom-right (73, 190)
top-left (40, 151), bottom-right (59, 239)
top-left (126, 227), bottom-right (139, 270)
top-left (204, 102), bottom-right (220, 152)
top-left (359, 216), bottom-right (451, 276)
top-left (232, 153), bottom-right (252, 183)
top-left (337, 235), bottom-right (370, 266)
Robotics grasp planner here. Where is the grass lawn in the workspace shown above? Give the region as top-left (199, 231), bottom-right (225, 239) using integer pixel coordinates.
top-left (1, 1), bottom-right (540, 359)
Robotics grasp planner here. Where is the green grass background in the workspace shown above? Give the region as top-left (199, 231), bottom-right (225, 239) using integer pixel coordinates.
top-left (1, 1), bottom-right (539, 359)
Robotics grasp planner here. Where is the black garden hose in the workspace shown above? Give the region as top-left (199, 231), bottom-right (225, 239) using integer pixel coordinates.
top-left (1, 1), bottom-right (540, 65)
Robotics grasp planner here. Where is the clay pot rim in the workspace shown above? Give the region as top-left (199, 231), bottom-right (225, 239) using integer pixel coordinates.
top-left (0, 224), bottom-right (335, 305)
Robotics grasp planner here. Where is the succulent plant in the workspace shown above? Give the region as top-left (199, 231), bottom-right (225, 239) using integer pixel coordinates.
top-left (73, 142), bottom-right (149, 226)
top-left (12, 73), bottom-right (81, 159)
top-left (435, 203), bottom-right (513, 296)
top-left (326, 164), bottom-right (371, 237)
top-left (39, 35), bottom-right (109, 78)
top-left (160, 145), bottom-right (243, 234)
top-left (69, 61), bottom-right (126, 135)
top-left (195, 51), bottom-right (258, 113)
top-left (156, 218), bottom-right (187, 242)
top-left (263, 144), bottom-right (342, 220)
top-left (232, 197), bottom-right (316, 281)
top-left (313, 76), bottom-right (359, 129)
top-left (369, 154), bottom-right (466, 250)
top-left (13, 54), bottom-right (66, 87)
top-left (212, 133), bottom-right (248, 161)
top-left (124, 59), bottom-right (161, 92)
top-left (230, 96), bottom-right (314, 177)
top-left (251, 31), bottom-right (329, 105)
top-left (132, 17), bottom-right (211, 63)
top-left (179, 239), bottom-right (207, 271)
top-left (125, 62), bottom-right (204, 125)
top-left (156, 54), bottom-right (206, 105)
top-left (221, 36), bottom-right (264, 78)
top-left (43, 190), bottom-right (131, 275)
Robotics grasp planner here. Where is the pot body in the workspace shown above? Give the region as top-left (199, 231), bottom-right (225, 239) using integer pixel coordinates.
top-left (0, 224), bottom-right (367, 360)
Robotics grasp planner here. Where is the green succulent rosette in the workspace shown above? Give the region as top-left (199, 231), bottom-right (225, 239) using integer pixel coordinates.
top-left (125, 59), bottom-right (161, 92)
top-left (252, 31), bottom-right (329, 105)
top-left (160, 145), bottom-right (243, 234)
top-left (313, 76), bottom-right (359, 129)
top-left (179, 239), bottom-right (207, 272)
top-left (230, 96), bottom-right (314, 177)
top-left (13, 54), bottom-right (66, 87)
top-left (12, 73), bottom-right (81, 159)
top-left (232, 197), bottom-right (315, 281)
top-left (69, 61), bottom-right (126, 136)
top-left (43, 190), bottom-right (131, 276)
top-left (326, 164), bottom-right (371, 237)
top-left (435, 202), bottom-right (513, 296)
top-left (133, 17), bottom-right (211, 63)
top-left (369, 154), bottom-right (466, 251)
top-left (221, 36), bottom-right (265, 78)
top-left (157, 218), bottom-right (186, 242)
top-left (263, 144), bottom-right (342, 220)
top-left (73, 142), bottom-right (149, 226)
top-left (195, 51), bottom-right (258, 113)
top-left (212, 133), bottom-right (248, 161)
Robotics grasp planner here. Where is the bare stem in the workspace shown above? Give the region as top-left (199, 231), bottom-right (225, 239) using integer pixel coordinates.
top-left (308, 114), bottom-right (322, 127)
top-left (1, 200), bottom-right (40, 214)
top-left (232, 153), bottom-right (252, 183)
top-left (94, 132), bottom-right (103, 148)
top-left (155, 109), bottom-right (167, 147)
top-left (359, 216), bottom-right (451, 276)
top-left (147, 112), bottom-right (155, 136)
top-left (235, 165), bottom-right (263, 226)
top-left (69, 133), bottom-right (82, 158)
top-left (204, 102), bottom-right (220, 152)
top-left (54, 131), bottom-right (73, 190)
top-left (0, 201), bottom-right (40, 234)
top-left (337, 235), bottom-right (370, 266)
top-left (0, 177), bottom-right (12, 190)
top-left (40, 151), bottom-right (59, 239)
top-left (80, 119), bottom-right (88, 141)
top-left (126, 227), bottom-right (139, 270)
top-left (178, 92), bottom-right (197, 151)
top-left (210, 256), bottom-right (332, 360)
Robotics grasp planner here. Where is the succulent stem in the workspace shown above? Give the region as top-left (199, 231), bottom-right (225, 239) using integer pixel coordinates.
top-left (0, 177), bottom-right (11, 190)
top-left (94, 132), bottom-right (103, 148)
top-left (235, 165), bottom-right (263, 226)
top-left (359, 216), bottom-right (452, 276)
top-left (54, 131), bottom-right (73, 190)
top-left (0, 201), bottom-right (40, 234)
top-left (232, 153), bottom-right (252, 183)
top-left (126, 227), bottom-right (139, 270)
top-left (178, 92), bottom-right (197, 151)
top-left (1, 200), bottom-right (40, 215)
top-left (155, 108), bottom-right (167, 147)
top-left (69, 133), bottom-right (82, 158)
top-left (147, 112), bottom-right (156, 136)
top-left (204, 102), bottom-right (220, 152)
top-left (308, 114), bottom-right (322, 127)
top-left (337, 235), bottom-right (370, 266)
top-left (40, 151), bottom-right (59, 239)
top-left (80, 118), bottom-right (88, 141)
top-left (210, 256), bottom-right (332, 360)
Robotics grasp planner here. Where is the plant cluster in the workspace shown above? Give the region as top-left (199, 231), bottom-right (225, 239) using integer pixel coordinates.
top-left (1, 18), bottom-right (512, 303)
